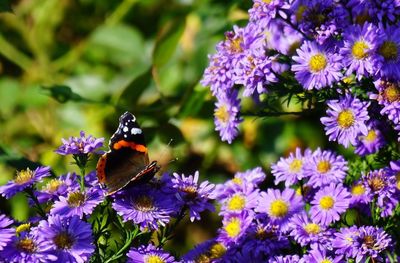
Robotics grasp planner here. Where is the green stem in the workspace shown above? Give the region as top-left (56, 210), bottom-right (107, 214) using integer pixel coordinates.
top-left (104, 228), bottom-right (139, 263)
top-left (0, 34), bottom-right (32, 71)
top-left (25, 188), bottom-right (46, 218)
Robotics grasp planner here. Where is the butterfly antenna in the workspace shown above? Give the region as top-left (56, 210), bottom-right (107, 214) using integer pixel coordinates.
top-left (159, 139), bottom-right (177, 167)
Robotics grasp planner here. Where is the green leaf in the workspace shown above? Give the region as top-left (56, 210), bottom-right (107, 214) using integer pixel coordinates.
top-left (117, 69), bottom-right (152, 110)
top-left (0, 0), bottom-right (12, 12)
top-left (152, 17), bottom-right (186, 68)
top-left (179, 85), bottom-right (208, 118)
top-left (42, 85), bottom-right (88, 103)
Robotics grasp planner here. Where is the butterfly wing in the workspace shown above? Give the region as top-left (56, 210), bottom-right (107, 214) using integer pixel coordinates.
top-left (96, 112), bottom-right (159, 195)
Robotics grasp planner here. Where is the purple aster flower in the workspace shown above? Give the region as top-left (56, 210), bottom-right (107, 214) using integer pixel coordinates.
top-left (0, 215), bottom-right (14, 251)
top-left (271, 148), bottom-right (311, 187)
top-left (242, 217), bottom-right (289, 258)
top-left (36, 173), bottom-right (79, 204)
top-left (126, 243), bottom-right (175, 263)
top-left (288, 212), bottom-right (333, 250)
top-left (332, 226), bottom-right (361, 259)
top-left (214, 89), bottom-right (242, 144)
top-left (362, 169), bottom-right (398, 217)
top-left (349, 180), bottom-right (371, 207)
top-left (248, 0), bottom-right (287, 23)
top-left (264, 20), bottom-right (303, 56)
top-left (217, 212), bottom-right (253, 246)
top-left (235, 49), bottom-right (277, 97)
top-left (0, 229), bottom-right (56, 262)
top-left (218, 186), bottom-right (259, 216)
top-left (112, 186), bottom-right (178, 230)
top-left (37, 215), bottom-right (94, 263)
top-left (255, 188), bottom-right (304, 232)
top-left (304, 148), bottom-right (348, 188)
top-left (354, 226), bottom-right (393, 263)
top-left (182, 239), bottom-right (228, 263)
top-left (201, 52), bottom-right (235, 95)
top-left (50, 186), bottom-right (104, 219)
top-left (301, 247), bottom-right (343, 263)
top-left (310, 183), bottom-right (351, 226)
top-left (340, 23), bottom-right (379, 80)
top-left (55, 131), bottom-right (104, 156)
top-left (375, 25), bottom-right (400, 80)
top-left (295, 0), bottom-right (349, 44)
top-left (268, 255), bottom-right (301, 263)
top-left (292, 41), bottom-right (343, 90)
top-left (371, 78), bottom-right (400, 125)
top-left (389, 160), bottom-right (400, 191)
top-left (0, 166), bottom-right (51, 199)
top-left (354, 120), bottom-right (386, 156)
top-left (171, 171), bottom-right (215, 222)
top-left (213, 167), bottom-right (266, 200)
top-left (320, 94), bottom-right (370, 147)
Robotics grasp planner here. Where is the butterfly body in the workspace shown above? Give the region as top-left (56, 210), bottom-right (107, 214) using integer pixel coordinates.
top-left (96, 112), bottom-right (160, 195)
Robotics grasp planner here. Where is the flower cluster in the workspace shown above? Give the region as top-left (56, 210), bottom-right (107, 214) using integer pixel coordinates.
top-left (183, 149), bottom-right (398, 262)
top-left (202, 0), bottom-right (400, 144)
top-left (0, 131), bottom-right (217, 262)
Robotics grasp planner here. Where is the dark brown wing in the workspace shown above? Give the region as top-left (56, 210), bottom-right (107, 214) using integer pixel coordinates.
top-left (97, 148), bottom-right (149, 195)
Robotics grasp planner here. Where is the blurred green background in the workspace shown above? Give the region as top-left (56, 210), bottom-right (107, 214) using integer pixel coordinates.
top-left (0, 0), bottom-right (331, 254)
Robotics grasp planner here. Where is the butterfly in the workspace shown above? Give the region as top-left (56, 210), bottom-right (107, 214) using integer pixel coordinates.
top-left (96, 112), bottom-right (160, 196)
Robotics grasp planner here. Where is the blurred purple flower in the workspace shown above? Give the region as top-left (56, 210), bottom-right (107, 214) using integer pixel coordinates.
top-left (36, 173), bottom-right (79, 204)
top-left (126, 243), bottom-right (175, 263)
top-left (214, 89), bottom-right (242, 144)
top-left (292, 41), bottom-right (342, 90)
top-left (332, 226), bottom-right (361, 259)
top-left (55, 131), bottom-right (104, 156)
top-left (301, 247), bottom-right (343, 263)
top-left (172, 171), bottom-right (215, 222)
top-left (375, 25), bottom-right (400, 80)
top-left (0, 215), bottom-right (14, 251)
top-left (310, 183), bottom-right (350, 226)
top-left (37, 215), bottom-right (94, 263)
top-left (182, 239), bottom-right (228, 263)
top-left (320, 94), bottom-right (370, 148)
top-left (268, 254), bottom-right (301, 263)
top-left (0, 166), bottom-right (51, 199)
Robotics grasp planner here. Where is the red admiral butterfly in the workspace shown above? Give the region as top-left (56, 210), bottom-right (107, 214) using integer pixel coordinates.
top-left (96, 112), bottom-right (160, 195)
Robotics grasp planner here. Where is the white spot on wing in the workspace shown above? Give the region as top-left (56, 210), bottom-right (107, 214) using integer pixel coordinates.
top-left (131, 128), bottom-right (142, 135)
top-left (123, 126), bottom-right (129, 132)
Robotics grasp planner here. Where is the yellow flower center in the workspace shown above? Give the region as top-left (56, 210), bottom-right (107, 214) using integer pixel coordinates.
top-left (363, 130), bottom-right (377, 142)
top-left (214, 106), bottom-right (229, 123)
top-left (195, 254), bottom-right (211, 263)
top-left (16, 223), bottom-right (31, 234)
top-left (67, 192), bottom-right (86, 207)
top-left (337, 110), bottom-right (355, 129)
top-left (304, 223), bottom-right (320, 234)
top-left (14, 168), bottom-right (34, 184)
top-left (270, 199), bottom-right (289, 218)
top-left (317, 160), bottom-right (331, 174)
top-left (224, 218), bottom-right (241, 238)
top-left (182, 185), bottom-right (198, 199)
top-left (352, 41), bottom-right (369, 59)
top-left (379, 41), bottom-right (398, 61)
top-left (309, 53), bottom-right (327, 72)
top-left (44, 179), bottom-right (63, 193)
top-left (383, 83), bottom-right (400, 103)
top-left (343, 75), bottom-right (355, 84)
top-left (263, 0), bottom-right (272, 4)
top-left (209, 243), bottom-right (226, 259)
top-left (232, 177), bottom-right (242, 185)
top-left (363, 235), bottom-right (375, 249)
top-left (351, 184), bottom-right (366, 195)
top-left (396, 174), bottom-right (400, 190)
top-left (16, 238), bottom-right (36, 253)
top-left (227, 195), bottom-right (246, 211)
top-left (146, 255), bottom-right (165, 263)
top-left (289, 159), bottom-right (303, 173)
top-left (296, 5), bottom-right (307, 21)
top-left (228, 37), bottom-right (243, 53)
top-left (54, 232), bottom-right (74, 249)
top-left (320, 196), bottom-right (334, 210)
top-left (321, 260), bottom-right (332, 263)
top-left (134, 195), bottom-right (154, 212)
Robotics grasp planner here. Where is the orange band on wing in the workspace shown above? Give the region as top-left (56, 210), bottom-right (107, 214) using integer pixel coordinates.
top-left (96, 154), bottom-right (107, 183)
top-left (112, 140), bottom-right (147, 153)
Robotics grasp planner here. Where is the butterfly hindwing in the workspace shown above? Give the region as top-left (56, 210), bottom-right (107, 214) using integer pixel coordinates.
top-left (96, 112), bottom-right (160, 195)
